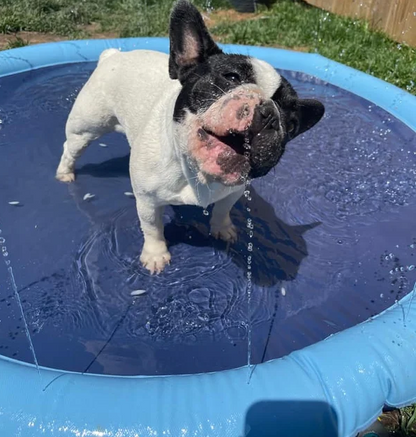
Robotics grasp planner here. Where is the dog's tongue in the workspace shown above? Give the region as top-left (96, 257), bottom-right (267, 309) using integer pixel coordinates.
top-left (195, 131), bottom-right (250, 185)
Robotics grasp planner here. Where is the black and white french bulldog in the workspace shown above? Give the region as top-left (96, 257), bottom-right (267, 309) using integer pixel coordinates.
top-left (56, 0), bottom-right (324, 274)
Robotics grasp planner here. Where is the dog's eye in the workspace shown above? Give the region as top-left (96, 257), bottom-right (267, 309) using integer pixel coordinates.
top-left (223, 72), bottom-right (241, 83)
top-left (287, 122), bottom-right (296, 136)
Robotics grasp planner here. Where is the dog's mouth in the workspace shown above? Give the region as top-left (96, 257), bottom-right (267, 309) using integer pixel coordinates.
top-left (201, 128), bottom-right (250, 156)
top-left (194, 127), bottom-right (252, 186)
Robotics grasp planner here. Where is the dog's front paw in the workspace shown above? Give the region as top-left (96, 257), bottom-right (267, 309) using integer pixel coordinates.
top-left (56, 172), bottom-right (75, 183)
top-left (211, 222), bottom-right (238, 243)
top-left (140, 248), bottom-right (171, 275)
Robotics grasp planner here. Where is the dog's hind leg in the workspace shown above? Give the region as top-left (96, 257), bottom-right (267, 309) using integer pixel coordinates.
top-left (56, 134), bottom-right (99, 183)
top-left (56, 80), bottom-right (117, 183)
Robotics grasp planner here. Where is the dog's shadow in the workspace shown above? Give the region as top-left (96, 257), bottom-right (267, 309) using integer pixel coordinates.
top-left (77, 153), bottom-right (131, 178)
top-left (77, 154), bottom-right (320, 288)
top-left (166, 195), bottom-right (319, 288)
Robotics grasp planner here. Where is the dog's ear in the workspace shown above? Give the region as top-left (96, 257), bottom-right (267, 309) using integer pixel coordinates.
top-left (169, 0), bottom-right (223, 81)
top-left (273, 77), bottom-right (325, 138)
top-left (297, 99), bottom-right (325, 136)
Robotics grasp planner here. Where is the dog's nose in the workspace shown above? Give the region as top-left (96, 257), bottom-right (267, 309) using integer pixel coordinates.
top-left (251, 101), bottom-right (280, 133)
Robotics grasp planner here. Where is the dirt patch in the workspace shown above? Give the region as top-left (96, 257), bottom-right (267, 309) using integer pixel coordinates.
top-left (0, 24), bottom-right (118, 51)
top-left (0, 32), bottom-right (68, 50)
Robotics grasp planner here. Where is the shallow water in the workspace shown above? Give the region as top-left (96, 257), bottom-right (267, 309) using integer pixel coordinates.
top-left (0, 63), bottom-right (415, 375)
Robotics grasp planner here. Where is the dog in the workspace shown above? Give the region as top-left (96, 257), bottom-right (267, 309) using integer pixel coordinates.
top-left (56, 0), bottom-right (325, 274)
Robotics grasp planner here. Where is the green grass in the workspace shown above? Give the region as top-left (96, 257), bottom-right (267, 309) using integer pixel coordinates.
top-left (0, 0), bottom-right (227, 38)
top-left (399, 406), bottom-right (416, 436)
top-left (0, 0), bottom-right (414, 94)
top-left (0, 0), bottom-right (93, 37)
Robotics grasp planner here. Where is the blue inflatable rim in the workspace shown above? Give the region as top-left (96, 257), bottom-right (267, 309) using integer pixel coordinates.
top-left (0, 37), bottom-right (416, 437)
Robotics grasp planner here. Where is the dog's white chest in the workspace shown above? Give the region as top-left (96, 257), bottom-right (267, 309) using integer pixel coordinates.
top-left (177, 181), bottom-right (242, 209)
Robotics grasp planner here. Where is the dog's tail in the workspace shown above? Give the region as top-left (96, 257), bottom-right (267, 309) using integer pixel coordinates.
top-left (98, 48), bottom-right (120, 65)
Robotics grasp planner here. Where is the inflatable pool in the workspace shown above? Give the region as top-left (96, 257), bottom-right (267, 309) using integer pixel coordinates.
top-left (0, 38), bottom-right (416, 437)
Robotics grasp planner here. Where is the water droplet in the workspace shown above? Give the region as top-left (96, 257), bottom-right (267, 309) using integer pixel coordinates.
top-left (83, 193), bottom-right (95, 201)
top-left (203, 209), bottom-right (209, 216)
top-left (8, 201), bottom-right (20, 206)
top-left (130, 290), bottom-right (147, 297)
top-left (99, 143), bottom-right (108, 147)
top-left (281, 287), bottom-right (286, 296)
top-left (124, 192), bottom-right (135, 197)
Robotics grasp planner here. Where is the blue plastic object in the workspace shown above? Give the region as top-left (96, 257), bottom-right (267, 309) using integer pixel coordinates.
top-left (0, 38), bottom-right (416, 437)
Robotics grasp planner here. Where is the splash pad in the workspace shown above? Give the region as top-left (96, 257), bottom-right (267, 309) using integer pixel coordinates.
top-left (0, 38), bottom-right (416, 436)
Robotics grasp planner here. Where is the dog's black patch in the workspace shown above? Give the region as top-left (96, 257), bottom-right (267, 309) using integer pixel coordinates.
top-left (272, 76), bottom-right (325, 140)
top-left (173, 54), bottom-right (256, 122)
top-left (169, 1), bottom-right (256, 122)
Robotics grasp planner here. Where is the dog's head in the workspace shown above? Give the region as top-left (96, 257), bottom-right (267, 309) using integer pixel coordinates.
top-left (170, 0), bottom-right (325, 186)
